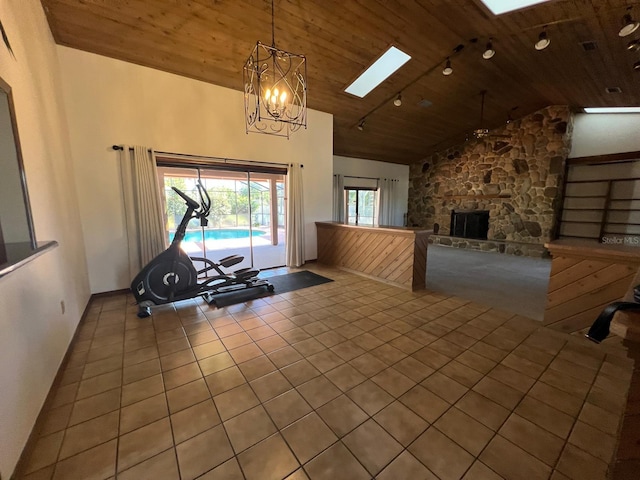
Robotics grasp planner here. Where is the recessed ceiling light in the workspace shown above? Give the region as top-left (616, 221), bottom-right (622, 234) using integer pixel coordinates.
top-left (345, 46), bottom-right (411, 98)
top-left (584, 107), bottom-right (640, 113)
top-left (479, 0), bottom-right (551, 15)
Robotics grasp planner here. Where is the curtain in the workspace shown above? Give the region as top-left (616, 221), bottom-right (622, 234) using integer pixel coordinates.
top-left (286, 163), bottom-right (305, 267)
top-left (378, 178), bottom-right (398, 226)
top-left (119, 145), bottom-right (166, 280)
top-left (332, 174), bottom-right (344, 222)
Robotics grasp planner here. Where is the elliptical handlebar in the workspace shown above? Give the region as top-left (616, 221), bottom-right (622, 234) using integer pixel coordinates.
top-left (172, 186), bottom-right (200, 210)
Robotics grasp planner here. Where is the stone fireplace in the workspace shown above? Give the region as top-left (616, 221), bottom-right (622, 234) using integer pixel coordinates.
top-left (450, 210), bottom-right (490, 240)
top-left (407, 106), bottom-right (573, 257)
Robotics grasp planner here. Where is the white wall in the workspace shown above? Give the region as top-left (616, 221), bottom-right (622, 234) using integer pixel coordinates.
top-left (570, 113), bottom-right (640, 158)
top-left (56, 47), bottom-right (333, 293)
top-left (0, 1), bottom-right (91, 477)
top-left (333, 155), bottom-right (409, 226)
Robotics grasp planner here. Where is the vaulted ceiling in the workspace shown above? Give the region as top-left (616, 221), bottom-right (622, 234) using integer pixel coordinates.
top-left (41, 0), bottom-right (640, 164)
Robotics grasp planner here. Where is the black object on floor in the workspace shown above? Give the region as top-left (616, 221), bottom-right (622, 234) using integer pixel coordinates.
top-left (209, 270), bottom-right (333, 308)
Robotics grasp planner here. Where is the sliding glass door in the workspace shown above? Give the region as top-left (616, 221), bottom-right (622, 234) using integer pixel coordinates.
top-left (157, 164), bottom-right (286, 274)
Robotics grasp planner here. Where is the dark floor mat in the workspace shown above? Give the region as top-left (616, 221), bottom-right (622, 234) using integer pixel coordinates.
top-left (210, 270), bottom-right (333, 308)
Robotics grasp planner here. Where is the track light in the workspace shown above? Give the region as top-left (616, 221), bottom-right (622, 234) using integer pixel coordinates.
top-left (627, 39), bottom-right (640, 52)
top-left (442, 57), bottom-right (453, 76)
top-left (483, 39), bottom-right (495, 59)
top-left (357, 119), bottom-right (365, 131)
top-left (635, 60), bottom-right (640, 71)
top-left (535, 29), bottom-right (550, 51)
top-left (393, 93), bottom-right (402, 107)
top-left (619, 11), bottom-right (640, 37)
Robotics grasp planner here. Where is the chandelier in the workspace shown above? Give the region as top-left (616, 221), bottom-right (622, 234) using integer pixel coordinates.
top-left (243, 0), bottom-right (307, 138)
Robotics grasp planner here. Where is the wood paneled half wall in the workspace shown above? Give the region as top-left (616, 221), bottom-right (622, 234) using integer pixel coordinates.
top-left (316, 222), bottom-right (431, 291)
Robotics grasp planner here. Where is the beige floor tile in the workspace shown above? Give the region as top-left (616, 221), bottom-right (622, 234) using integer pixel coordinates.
top-left (282, 412), bottom-right (338, 464)
top-left (371, 367), bottom-right (416, 398)
top-left (50, 383), bottom-right (79, 409)
top-left (342, 419), bottom-right (403, 476)
top-left (229, 343), bottom-right (263, 364)
top-left (377, 450), bottom-right (438, 480)
top-left (412, 346), bottom-right (452, 370)
top-left (166, 378), bottom-right (210, 414)
top-left (389, 335), bottom-right (423, 354)
top-left (280, 359), bottom-right (321, 386)
top-left (568, 421), bottom-right (617, 464)
top-left (76, 370), bottom-right (122, 400)
top-left (488, 364), bottom-right (536, 394)
top-left (370, 344), bottom-right (407, 365)
top-left (578, 402), bottom-right (620, 436)
top-left (374, 400), bottom-right (429, 446)
top-left (409, 427), bottom-right (474, 480)
top-left (198, 351), bottom-right (234, 376)
top-left (59, 410), bottom-right (119, 460)
top-left (455, 391), bottom-right (510, 431)
top-left (468, 342), bottom-right (509, 363)
top-left (171, 399), bottom-right (221, 444)
top-left (307, 349), bottom-right (344, 373)
top-left (162, 362), bottom-right (202, 390)
top-left (439, 360), bottom-right (484, 387)
top-left (498, 414), bottom-right (564, 466)
top-left (123, 346), bottom-right (159, 367)
top-left (324, 363), bottom-right (366, 392)
top-left (214, 384), bottom-right (260, 421)
top-left (117, 449), bottom-right (179, 480)
top-left (480, 435), bottom-right (551, 480)
top-left (176, 425), bottom-right (235, 480)
top-left (435, 407), bottom-right (494, 456)
top-left (400, 384), bottom-right (450, 423)
top-left (527, 381), bottom-right (583, 417)
top-left (462, 461), bottom-right (504, 480)
top-left (224, 405), bottom-right (277, 453)
top-left (121, 374), bottom-right (164, 407)
top-left (24, 431), bottom-right (64, 474)
top-left (117, 418), bottom-right (173, 472)
top-left (348, 353), bottom-right (387, 378)
top-left (191, 340), bottom-right (225, 360)
top-left (586, 386), bottom-right (627, 415)
top-left (157, 337), bottom-right (190, 357)
top-left (204, 365), bottom-right (246, 396)
top-left (293, 338), bottom-right (326, 357)
top-left (316, 394), bottom-right (368, 437)
top-left (237, 433), bottom-right (299, 480)
top-left (539, 369), bottom-right (591, 399)
top-left (330, 340), bottom-right (365, 362)
top-left (250, 370), bottom-right (293, 402)
top-left (315, 330), bottom-right (346, 348)
top-left (456, 350), bottom-right (498, 374)
top-left (303, 441), bottom-right (370, 480)
top-left (123, 358), bottom-right (161, 385)
top-left (68, 388), bottom-right (121, 426)
top-left (197, 458), bottom-right (244, 480)
top-left (120, 393), bottom-right (168, 434)
top-left (267, 345), bottom-right (304, 367)
top-left (350, 332), bottom-right (384, 351)
top-left (555, 443), bottom-right (609, 480)
top-left (297, 375), bottom-right (342, 408)
top-left (237, 355), bottom-right (277, 381)
top-left (514, 396), bottom-right (575, 439)
top-left (430, 338), bottom-right (467, 358)
top-left (422, 371), bottom-right (468, 403)
top-left (347, 380), bottom-right (394, 416)
top-left (188, 329), bottom-right (219, 347)
top-left (52, 439), bottom-right (117, 480)
top-left (39, 404), bottom-right (73, 436)
top-left (160, 349), bottom-right (196, 371)
top-left (264, 389), bottom-right (313, 429)
top-left (472, 376), bottom-right (524, 410)
top-left (393, 356), bottom-right (435, 382)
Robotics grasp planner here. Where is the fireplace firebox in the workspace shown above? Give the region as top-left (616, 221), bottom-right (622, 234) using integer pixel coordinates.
top-left (450, 210), bottom-right (489, 240)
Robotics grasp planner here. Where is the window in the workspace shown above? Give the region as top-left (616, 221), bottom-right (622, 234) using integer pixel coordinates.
top-left (345, 188), bottom-right (377, 226)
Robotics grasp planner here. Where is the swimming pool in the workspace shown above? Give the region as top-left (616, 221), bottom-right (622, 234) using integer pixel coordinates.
top-left (170, 229), bottom-right (266, 243)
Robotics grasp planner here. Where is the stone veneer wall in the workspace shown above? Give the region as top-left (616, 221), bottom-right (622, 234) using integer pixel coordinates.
top-left (408, 105), bottom-right (573, 257)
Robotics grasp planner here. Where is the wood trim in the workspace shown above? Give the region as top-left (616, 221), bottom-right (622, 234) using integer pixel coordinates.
top-left (545, 240), bottom-right (640, 265)
top-left (567, 151), bottom-right (640, 165)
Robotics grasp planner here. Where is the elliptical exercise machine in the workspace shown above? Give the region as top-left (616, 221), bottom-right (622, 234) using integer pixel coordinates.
top-left (131, 182), bottom-right (273, 318)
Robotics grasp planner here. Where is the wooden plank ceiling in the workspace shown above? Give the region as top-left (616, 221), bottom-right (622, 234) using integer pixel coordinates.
top-left (41, 0), bottom-right (640, 164)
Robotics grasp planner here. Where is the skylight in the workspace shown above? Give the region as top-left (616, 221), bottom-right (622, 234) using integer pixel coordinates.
top-left (584, 107), bottom-right (640, 113)
top-left (345, 46), bottom-right (411, 98)
top-left (479, 0), bottom-right (551, 15)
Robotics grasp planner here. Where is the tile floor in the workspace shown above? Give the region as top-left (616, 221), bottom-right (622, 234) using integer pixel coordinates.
top-left (15, 265), bottom-right (636, 480)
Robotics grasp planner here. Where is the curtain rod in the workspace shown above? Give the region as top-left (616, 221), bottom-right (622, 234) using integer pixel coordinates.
top-left (112, 145), bottom-right (303, 168)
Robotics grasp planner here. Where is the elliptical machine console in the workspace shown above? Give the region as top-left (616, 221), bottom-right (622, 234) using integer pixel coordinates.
top-left (131, 182), bottom-right (273, 317)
